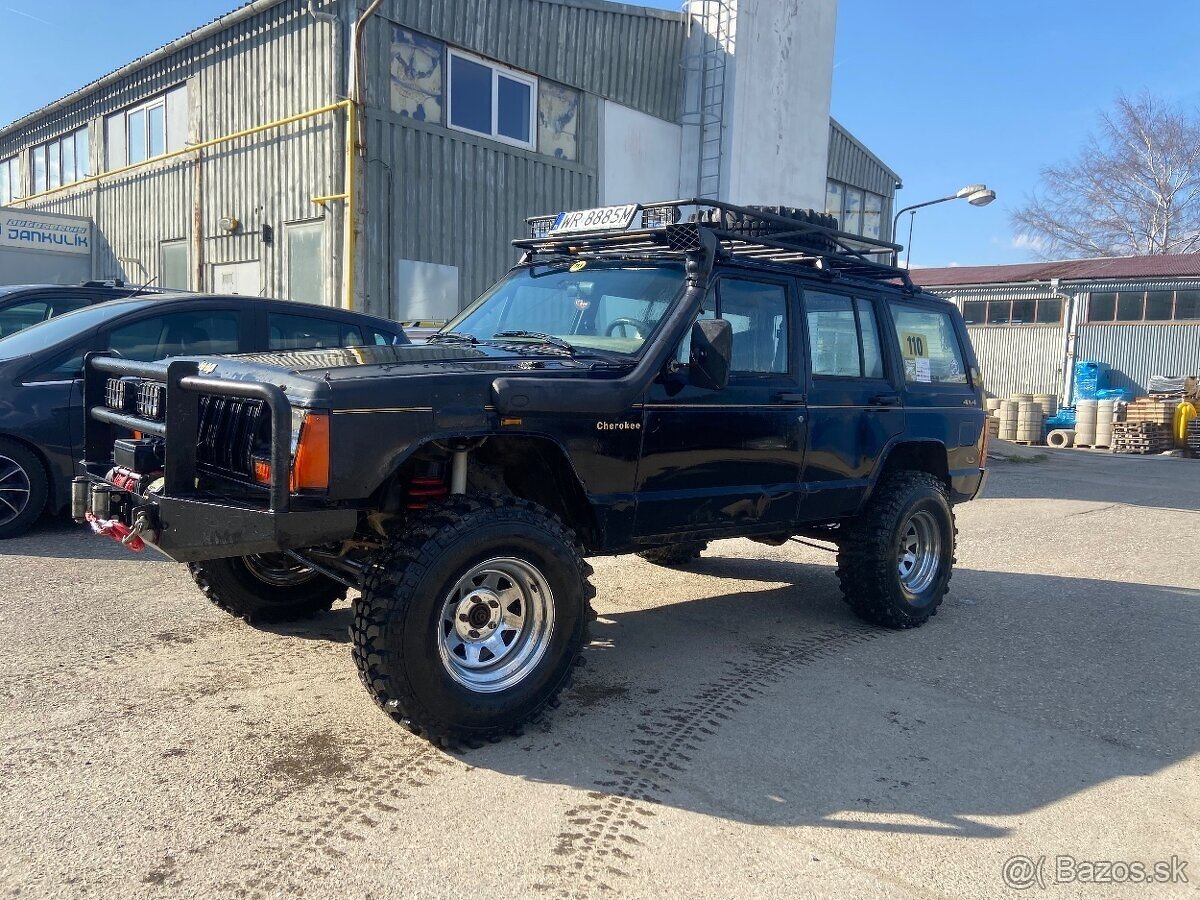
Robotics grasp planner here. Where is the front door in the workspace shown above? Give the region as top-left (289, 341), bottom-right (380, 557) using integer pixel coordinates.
top-left (633, 272), bottom-right (807, 539)
top-left (800, 288), bottom-right (905, 519)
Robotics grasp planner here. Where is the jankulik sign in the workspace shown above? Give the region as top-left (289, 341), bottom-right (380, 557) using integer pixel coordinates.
top-left (0, 210), bottom-right (91, 255)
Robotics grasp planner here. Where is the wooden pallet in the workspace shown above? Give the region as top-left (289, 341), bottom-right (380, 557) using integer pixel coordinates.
top-left (1012, 439), bottom-right (1043, 446)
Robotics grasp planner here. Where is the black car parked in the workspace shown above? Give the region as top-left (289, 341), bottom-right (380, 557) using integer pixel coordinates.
top-left (0, 293), bottom-right (407, 538)
top-left (0, 280), bottom-right (174, 339)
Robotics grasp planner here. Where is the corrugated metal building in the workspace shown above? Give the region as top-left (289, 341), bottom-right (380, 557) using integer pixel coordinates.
top-left (912, 255), bottom-right (1200, 401)
top-left (0, 0), bottom-right (900, 319)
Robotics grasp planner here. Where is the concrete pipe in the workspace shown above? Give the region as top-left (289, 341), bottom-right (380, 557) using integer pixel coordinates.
top-left (1046, 429), bottom-right (1075, 448)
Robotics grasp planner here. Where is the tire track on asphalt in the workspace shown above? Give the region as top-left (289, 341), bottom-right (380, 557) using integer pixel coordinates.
top-left (538, 625), bottom-right (881, 894)
top-left (218, 738), bottom-right (461, 898)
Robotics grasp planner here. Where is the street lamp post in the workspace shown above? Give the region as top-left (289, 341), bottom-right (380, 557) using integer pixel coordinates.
top-left (892, 184), bottom-right (996, 268)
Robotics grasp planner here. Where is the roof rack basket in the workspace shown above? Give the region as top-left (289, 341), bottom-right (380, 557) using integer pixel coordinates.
top-left (516, 199), bottom-right (913, 290)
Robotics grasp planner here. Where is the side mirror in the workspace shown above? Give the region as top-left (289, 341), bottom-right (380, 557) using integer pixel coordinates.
top-left (688, 318), bottom-right (732, 391)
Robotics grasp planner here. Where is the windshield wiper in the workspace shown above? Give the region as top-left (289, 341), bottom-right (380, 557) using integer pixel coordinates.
top-left (426, 332), bottom-right (479, 345)
top-left (492, 331), bottom-right (576, 353)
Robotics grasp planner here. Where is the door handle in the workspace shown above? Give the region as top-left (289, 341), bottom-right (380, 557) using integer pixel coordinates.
top-left (869, 393), bottom-right (901, 407)
top-left (773, 392), bottom-right (807, 404)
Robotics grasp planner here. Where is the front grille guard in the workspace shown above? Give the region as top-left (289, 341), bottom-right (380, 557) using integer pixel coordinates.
top-left (83, 355), bottom-right (292, 513)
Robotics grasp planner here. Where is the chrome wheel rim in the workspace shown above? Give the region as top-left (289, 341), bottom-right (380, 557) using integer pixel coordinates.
top-left (243, 553), bottom-right (319, 587)
top-left (897, 510), bottom-right (942, 594)
top-left (0, 455), bottom-right (31, 527)
top-left (438, 557), bottom-right (555, 694)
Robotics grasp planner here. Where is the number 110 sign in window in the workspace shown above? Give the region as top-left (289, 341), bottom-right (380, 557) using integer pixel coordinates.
top-left (891, 304), bottom-right (968, 385)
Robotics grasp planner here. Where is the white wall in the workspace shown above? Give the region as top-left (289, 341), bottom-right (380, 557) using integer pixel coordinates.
top-left (724, 0), bottom-right (836, 210)
top-left (599, 101), bottom-right (684, 206)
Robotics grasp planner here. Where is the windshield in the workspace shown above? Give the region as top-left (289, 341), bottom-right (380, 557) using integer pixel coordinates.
top-left (443, 262), bottom-right (686, 356)
top-left (0, 299), bottom-right (151, 360)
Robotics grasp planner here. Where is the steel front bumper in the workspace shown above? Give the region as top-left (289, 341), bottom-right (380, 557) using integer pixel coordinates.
top-left (75, 471), bottom-right (358, 563)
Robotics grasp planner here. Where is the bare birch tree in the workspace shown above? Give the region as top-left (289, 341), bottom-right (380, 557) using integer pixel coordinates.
top-left (1012, 93), bottom-right (1200, 257)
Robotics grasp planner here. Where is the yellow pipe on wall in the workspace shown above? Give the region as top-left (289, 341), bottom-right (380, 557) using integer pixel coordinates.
top-left (13, 98), bottom-right (359, 309)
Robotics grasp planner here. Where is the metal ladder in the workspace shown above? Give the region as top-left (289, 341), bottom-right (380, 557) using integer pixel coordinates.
top-left (681, 0), bottom-right (733, 200)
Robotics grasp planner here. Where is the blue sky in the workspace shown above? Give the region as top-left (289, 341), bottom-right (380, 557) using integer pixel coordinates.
top-left (3, 1), bottom-right (1198, 267)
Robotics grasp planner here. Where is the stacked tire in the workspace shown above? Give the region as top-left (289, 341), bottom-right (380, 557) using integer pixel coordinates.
top-left (1095, 399), bottom-right (1116, 449)
top-left (1075, 399), bottom-right (1099, 447)
top-left (998, 400), bottom-right (1019, 441)
top-left (1016, 400), bottom-right (1043, 444)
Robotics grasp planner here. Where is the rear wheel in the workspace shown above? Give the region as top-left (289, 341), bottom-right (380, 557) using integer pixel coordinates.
top-left (0, 438), bottom-right (48, 540)
top-left (189, 554), bottom-right (346, 623)
top-left (836, 472), bottom-right (955, 629)
top-left (637, 541), bottom-right (708, 567)
top-left (352, 495), bottom-right (592, 745)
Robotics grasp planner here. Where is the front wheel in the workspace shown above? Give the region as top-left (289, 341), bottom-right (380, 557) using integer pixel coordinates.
top-left (836, 472), bottom-right (955, 629)
top-left (351, 496), bottom-right (593, 745)
top-left (189, 554), bottom-right (347, 623)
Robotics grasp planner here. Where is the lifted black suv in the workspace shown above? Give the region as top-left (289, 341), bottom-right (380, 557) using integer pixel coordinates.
top-left (78, 200), bottom-right (987, 746)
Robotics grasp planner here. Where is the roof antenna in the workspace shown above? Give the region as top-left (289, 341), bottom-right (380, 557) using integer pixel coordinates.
top-left (117, 256), bottom-right (157, 297)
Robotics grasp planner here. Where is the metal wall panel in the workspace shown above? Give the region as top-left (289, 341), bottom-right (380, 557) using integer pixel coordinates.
top-left (966, 325), bottom-right (1064, 398)
top-left (826, 120), bottom-right (898, 198)
top-left (1, 0), bottom-right (340, 298)
top-left (362, 108), bottom-right (597, 317)
top-left (370, 0), bottom-right (685, 123)
top-left (1075, 324), bottom-right (1200, 394)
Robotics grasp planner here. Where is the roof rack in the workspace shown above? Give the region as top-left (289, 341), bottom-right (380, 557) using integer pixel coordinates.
top-left (514, 199), bottom-right (914, 290)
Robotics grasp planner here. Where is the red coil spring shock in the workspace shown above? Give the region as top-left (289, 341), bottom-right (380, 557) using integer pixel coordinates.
top-left (406, 475), bottom-right (448, 510)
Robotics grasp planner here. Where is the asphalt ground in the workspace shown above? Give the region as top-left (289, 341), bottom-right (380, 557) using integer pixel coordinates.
top-left (1, 450), bottom-right (1197, 899)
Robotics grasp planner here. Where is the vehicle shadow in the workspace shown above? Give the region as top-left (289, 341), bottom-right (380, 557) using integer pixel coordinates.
top-left (454, 561), bottom-right (1199, 839)
top-left (0, 514), bottom-right (172, 563)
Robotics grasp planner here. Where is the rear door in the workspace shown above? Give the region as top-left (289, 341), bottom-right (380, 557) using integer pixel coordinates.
top-left (634, 271), bottom-right (806, 538)
top-left (800, 287), bottom-right (905, 519)
top-left (884, 299), bottom-right (983, 489)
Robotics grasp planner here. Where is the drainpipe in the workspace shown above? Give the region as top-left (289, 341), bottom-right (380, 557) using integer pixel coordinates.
top-left (338, 0), bottom-right (384, 311)
top-left (1051, 278), bottom-right (1082, 409)
top-left (307, 0), bottom-right (344, 307)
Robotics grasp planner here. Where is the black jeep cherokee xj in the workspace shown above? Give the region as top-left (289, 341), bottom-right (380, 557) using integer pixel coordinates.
top-left (77, 200), bottom-right (987, 746)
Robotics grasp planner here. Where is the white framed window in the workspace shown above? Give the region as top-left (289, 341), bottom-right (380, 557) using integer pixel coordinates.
top-left (106, 84), bottom-right (187, 170)
top-left (0, 155), bottom-right (20, 205)
top-left (447, 49), bottom-right (537, 150)
top-left (30, 127), bottom-right (90, 195)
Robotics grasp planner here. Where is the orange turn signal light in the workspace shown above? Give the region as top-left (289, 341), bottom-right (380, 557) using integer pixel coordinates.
top-left (290, 413), bottom-right (330, 491)
top-left (252, 458), bottom-right (272, 484)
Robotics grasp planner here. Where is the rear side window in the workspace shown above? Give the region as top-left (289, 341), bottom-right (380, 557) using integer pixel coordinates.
top-left (806, 292), bottom-right (885, 378)
top-left (269, 313), bottom-right (369, 350)
top-left (890, 303), bottom-right (968, 385)
top-left (0, 301), bottom-right (51, 337)
top-left (107, 311), bottom-right (240, 361)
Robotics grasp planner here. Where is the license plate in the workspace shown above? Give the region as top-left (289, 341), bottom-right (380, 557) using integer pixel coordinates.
top-left (548, 204), bottom-right (638, 236)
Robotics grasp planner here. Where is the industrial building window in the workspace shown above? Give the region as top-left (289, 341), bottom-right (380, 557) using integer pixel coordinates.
top-left (285, 220), bottom-right (326, 305)
top-left (961, 298), bottom-right (1062, 325)
top-left (1087, 289), bottom-right (1200, 322)
top-left (106, 85), bottom-right (187, 170)
top-left (825, 179), bottom-right (887, 241)
top-left (159, 241), bottom-right (189, 290)
top-left (31, 127), bottom-right (90, 194)
top-left (448, 50), bottom-right (537, 150)
top-left (0, 156), bottom-right (20, 204)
